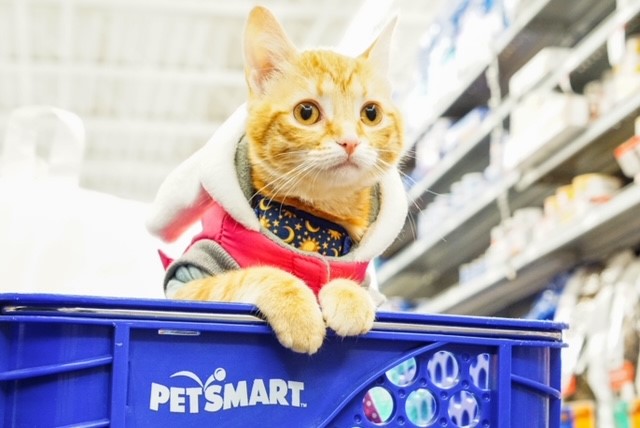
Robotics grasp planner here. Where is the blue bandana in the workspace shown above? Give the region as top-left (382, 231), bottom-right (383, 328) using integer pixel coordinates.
top-left (252, 194), bottom-right (353, 257)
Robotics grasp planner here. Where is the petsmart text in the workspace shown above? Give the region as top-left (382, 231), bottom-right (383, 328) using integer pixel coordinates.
top-left (149, 368), bottom-right (305, 413)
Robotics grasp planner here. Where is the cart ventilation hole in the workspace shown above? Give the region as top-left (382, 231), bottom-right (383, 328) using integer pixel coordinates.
top-left (469, 353), bottom-right (491, 390)
top-left (386, 357), bottom-right (417, 387)
top-left (362, 386), bottom-right (394, 425)
top-left (448, 391), bottom-right (480, 428)
top-left (405, 388), bottom-right (437, 427)
top-left (427, 351), bottom-right (459, 389)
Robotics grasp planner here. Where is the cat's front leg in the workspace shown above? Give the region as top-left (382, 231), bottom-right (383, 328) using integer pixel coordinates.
top-left (318, 279), bottom-right (375, 337)
top-left (173, 266), bottom-right (326, 355)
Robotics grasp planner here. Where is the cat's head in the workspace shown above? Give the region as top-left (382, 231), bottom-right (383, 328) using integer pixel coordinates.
top-left (243, 6), bottom-right (404, 201)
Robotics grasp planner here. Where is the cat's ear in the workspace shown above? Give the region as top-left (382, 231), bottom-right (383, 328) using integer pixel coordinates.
top-left (244, 6), bottom-right (297, 94)
top-left (359, 17), bottom-right (397, 76)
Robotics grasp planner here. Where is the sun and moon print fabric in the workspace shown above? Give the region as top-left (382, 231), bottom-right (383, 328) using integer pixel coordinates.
top-left (252, 194), bottom-right (353, 257)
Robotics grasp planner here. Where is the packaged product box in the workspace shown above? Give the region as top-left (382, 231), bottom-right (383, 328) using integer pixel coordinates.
top-left (509, 47), bottom-right (570, 98)
top-left (572, 174), bottom-right (622, 215)
top-left (614, 135), bottom-right (640, 180)
top-left (504, 91), bottom-right (589, 170)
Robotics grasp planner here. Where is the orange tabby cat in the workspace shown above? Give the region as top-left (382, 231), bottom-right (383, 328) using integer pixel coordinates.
top-left (159, 6), bottom-right (405, 354)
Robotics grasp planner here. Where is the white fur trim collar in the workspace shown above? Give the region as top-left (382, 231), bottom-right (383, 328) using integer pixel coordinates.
top-left (147, 103), bottom-right (407, 261)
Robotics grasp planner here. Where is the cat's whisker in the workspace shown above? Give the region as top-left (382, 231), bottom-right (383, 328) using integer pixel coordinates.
top-left (248, 158), bottom-right (309, 196)
top-left (259, 161), bottom-right (318, 207)
top-left (270, 165), bottom-right (314, 202)
top-left (406, 212), bottom-right (419, 240)
top-left (275, 163), bottom-right (320, 210)
top-left (272, 150), bottom-right (311, 159)
top-left (265, 172), bottom-right (309, 205)
top-left (305, 164), bottom-right (327, 200)
top-left (375, 158), bottom-right (417, 187)
top-left (372, 160), bottom-right (422, 213)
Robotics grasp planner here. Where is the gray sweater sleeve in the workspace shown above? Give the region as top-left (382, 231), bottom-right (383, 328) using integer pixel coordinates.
top-left (164, 239), bottom-right (240, 298)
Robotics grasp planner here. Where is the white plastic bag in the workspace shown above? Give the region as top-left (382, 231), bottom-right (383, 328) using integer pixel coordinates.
top-left (0, 106), bottom-right (165, 298)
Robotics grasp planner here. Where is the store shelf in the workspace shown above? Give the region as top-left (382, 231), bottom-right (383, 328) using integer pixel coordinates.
top-left (409, 0), bottom-right (553, 139)
top-left (545, 1), bottom-right (640, 92)
top-left (420, 183), bottom-right (640, 315)
top-left (383, 1), bottom-right (640, 301)
top-left (394, 0), bottom-right (628, 253)
top-left (407, 19), bottom-right (624, 205)
top-left (379, 172), bottom-right (519, 285)
top-left (517, 89), bottom-right (640, 190)
top-left (407, 0), bottom-right (640, 205)
top-left (410, 0), bottom-right (615, 144)
top-left (418, 252), bottom-right (576, 317)
top-left (407, 98), bottom-right (516, 206)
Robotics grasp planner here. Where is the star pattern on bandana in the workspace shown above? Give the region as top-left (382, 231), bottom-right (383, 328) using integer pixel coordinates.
top-left (252, 194), bottom-right (353, 257)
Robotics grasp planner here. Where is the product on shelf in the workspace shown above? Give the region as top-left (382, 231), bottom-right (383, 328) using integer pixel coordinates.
top-left (508, 47), bottom-right (570, 98)
top-left (461, 171), bottom-right (486, 196)
top-left (418, 193), bottom-right (451, 238)
top-left (412, 108), bottom-right (489, 183)
top-left (545, 173), bottom-right (622, 230)
top-left (555, 184), bottom-right (576, 224)
top-left (402, 0), bottom-right (516, 134)
top-left (504, 90), bottom-right (590, 170)
top-left (615, 135), bottom-right (640, 182)
top-left (572, 174), bottom-right (622, 215)
top-left (483, 207), bottom-right (543, 271)
top-left (417, 170), bottom-right (490, 241)
top-left (561, 401), bottom-right (596, 428)
top-left (458, 173), bottom-right (623, 285)
top-left (443, 107), bottom-right (489, 156)
top-left (563, 252), bottom-right (640, 427)
top-left (526, 250), bottom-right (640, 428)
top-left (583, 80), bottom-right (603, 120)
top-left (552, 173), bottom-right (622, 224)
top-left (581, 35), bottom-right (640, 122)
top-left (412, 118), bottom-right (452, 180)
top-left (525, 270), bottom-right (572, 321)
top-left (459, 255), bottom-right (488, 285)
top-left (454, 0), bottom-right (506, 74)
top-left (611, 35), bottom-right (640, 105)
top-left (541, 193), bottom-right (560, 235)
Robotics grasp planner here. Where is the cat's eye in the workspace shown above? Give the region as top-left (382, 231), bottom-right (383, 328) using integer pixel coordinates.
top-left (293, 102), bottom-right (321, 125)
top-left (361, 103), bottom-right (382, 126)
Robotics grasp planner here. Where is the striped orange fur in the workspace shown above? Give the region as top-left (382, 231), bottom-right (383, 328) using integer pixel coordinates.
top-left (174, 6), bottom-right (404, 355)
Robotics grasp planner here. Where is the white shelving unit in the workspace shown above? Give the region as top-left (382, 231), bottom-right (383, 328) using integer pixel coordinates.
top-left (406, 98), bottom-right (516, 204)
top-left (408, 0), bottom-right (553, 140)
top-left (380, 0), bottom-right (640, 315)
top-left (380, 172), bottom-right (519, 284)
top-left (423, 183), bottom-right (640, 315)
top-left (518, 89), bottom-right (640, 190)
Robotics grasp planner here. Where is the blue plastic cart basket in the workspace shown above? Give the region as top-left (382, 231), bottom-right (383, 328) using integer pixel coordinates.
top-left (0, 294), bottom-right (563, 427)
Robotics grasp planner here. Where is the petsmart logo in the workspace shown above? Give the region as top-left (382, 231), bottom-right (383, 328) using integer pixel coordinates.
top-left (149, 368), bottom-right (306, 413)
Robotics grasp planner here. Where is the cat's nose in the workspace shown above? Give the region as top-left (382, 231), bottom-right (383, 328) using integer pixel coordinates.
top-left (337, 139), bottom-right (360, 156)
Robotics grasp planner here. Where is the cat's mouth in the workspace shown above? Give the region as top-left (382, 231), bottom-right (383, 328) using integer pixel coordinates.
top-left (329, 159), bottom-right (360, 172)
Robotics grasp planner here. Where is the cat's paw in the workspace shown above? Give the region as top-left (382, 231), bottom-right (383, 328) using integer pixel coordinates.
top-left (319, 279), bottom-right (375, 337)
top-left (252, 269), bottom-right (326, 355)
top-left (268, 301), bottom-right (326, 355)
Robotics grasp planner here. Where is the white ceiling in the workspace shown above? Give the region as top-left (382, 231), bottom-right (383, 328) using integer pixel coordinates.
top-left (0, 0), bottom-right (445, 201)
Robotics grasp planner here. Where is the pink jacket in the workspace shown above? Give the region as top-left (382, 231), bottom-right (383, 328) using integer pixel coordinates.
top-left (187, 200), bottom-right (368, 295)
